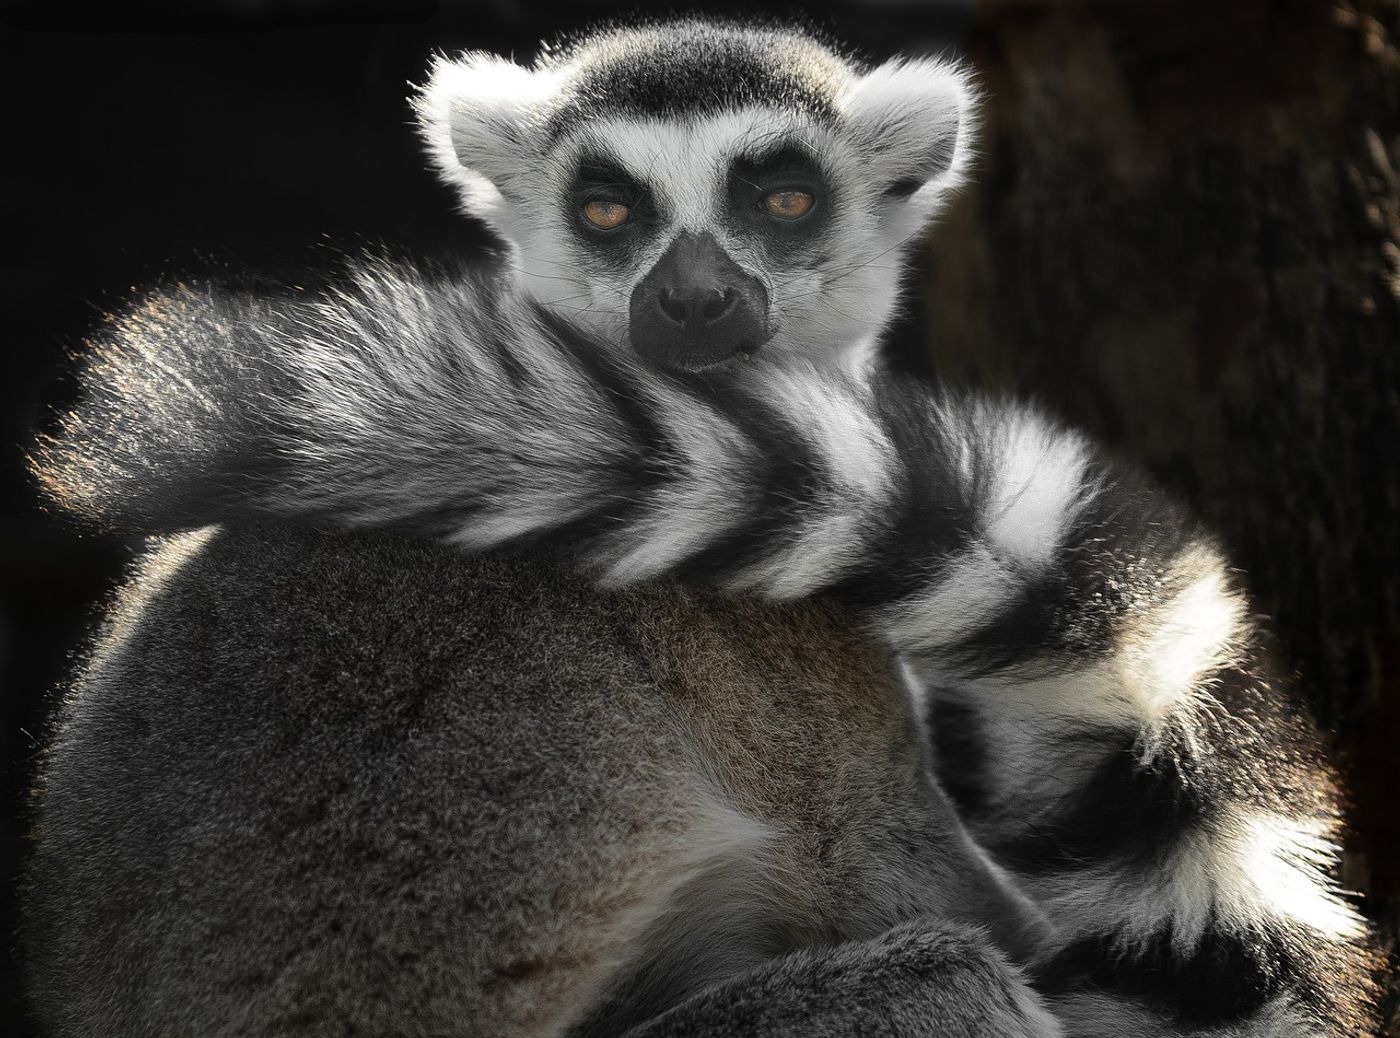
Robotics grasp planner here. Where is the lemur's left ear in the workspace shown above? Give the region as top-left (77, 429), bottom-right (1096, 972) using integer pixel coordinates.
top-left (413, 52), bottom-right (561, 236)
top-left (840, 57), bottom-right (977, 206)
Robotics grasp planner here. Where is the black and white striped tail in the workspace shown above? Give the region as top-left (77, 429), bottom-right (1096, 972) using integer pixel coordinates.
top-left (33, 260), bottom-right (1383, 1035)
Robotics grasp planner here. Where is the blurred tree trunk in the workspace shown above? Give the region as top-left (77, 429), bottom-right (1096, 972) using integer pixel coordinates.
top-left (927, 0), bottom-right (1399, 1011)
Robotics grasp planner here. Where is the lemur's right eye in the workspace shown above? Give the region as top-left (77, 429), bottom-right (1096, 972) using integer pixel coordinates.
top-left (582, 200), bottom-right (631, 230)
top-left (763, 190), bottom-right (815, 221)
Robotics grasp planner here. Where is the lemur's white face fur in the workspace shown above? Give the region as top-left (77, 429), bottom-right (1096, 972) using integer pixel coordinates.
top-left (416, 21), bottom-right (974, 373)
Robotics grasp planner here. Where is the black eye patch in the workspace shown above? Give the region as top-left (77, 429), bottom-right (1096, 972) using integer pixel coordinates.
top-left (566, 156), bottom-right (659, 263)
top-left (726, 145), bottom-right (830, 259)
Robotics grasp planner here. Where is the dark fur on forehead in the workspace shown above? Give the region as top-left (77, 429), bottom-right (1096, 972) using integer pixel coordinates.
top-left (541, 20), bottom-right (860, 139)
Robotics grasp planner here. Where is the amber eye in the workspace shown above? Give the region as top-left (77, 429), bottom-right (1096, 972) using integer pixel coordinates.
top-left (763, 189), bottom-right (815, 221)
top-left (581, 199), bottom-right (631, 230)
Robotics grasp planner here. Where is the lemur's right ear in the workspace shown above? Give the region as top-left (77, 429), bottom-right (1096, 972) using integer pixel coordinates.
top-left (840, 57), bottom-right (978, 213)
top-left (413, 53), bottom-right (561, 235)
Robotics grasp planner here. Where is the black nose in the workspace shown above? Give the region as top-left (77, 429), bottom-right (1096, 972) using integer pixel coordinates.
top-left (629, 231), bottom-right (771, 371)
top-left (657, 286), bottom-right (737, 329)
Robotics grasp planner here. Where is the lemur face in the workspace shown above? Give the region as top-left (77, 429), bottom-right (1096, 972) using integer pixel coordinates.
top-left (417, 21), bottom-right (974, 373)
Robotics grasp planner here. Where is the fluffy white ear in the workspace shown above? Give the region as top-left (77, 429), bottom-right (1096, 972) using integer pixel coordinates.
top-left (841, 57), bottom-right (977, 205)
top-left (413, 52), bottom-right (562, 233)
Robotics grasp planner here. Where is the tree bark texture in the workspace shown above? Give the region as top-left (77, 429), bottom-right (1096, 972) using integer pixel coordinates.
top-left (923, 1), bottom-right (1399, 1024)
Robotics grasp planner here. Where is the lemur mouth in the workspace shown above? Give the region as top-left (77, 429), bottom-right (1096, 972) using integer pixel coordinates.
top-left (658, 332), bottom-right (770, 372)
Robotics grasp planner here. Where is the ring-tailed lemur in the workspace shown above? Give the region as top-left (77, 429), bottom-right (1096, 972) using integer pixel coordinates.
top-left (26, 19), bottom-right (1380, 1038)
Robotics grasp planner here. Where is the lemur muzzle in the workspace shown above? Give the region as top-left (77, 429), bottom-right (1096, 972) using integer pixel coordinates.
top-left (628, 230), bottom-right (771, 370)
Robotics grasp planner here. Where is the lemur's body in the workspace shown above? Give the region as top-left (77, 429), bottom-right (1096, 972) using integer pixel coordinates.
top-left (27, 20), bottom-right (1380, 1038)
top-left (33, 522), bottom-right (1054, 1037)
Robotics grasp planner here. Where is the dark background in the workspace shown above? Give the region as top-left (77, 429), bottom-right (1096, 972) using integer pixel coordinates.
top-left (2, 1), bottom-right (1396, 1034)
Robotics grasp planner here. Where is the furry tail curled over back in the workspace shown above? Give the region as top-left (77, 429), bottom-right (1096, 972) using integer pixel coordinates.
top-left (32, 262), bottom-right (641, 542)
top-left (34, 259), bottom-right (1384, 1035)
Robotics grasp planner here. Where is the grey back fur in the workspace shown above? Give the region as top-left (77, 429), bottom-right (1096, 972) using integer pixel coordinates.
top-left (27, 523), bottom-right (1048, 1036)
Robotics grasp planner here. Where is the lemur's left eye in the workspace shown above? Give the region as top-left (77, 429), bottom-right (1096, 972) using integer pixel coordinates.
top-left (763, 190), bottom-right (815, 221)
top-left (582, 199), bottom-right (631, 230)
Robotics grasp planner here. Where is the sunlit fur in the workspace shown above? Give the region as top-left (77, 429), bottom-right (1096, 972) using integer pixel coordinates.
top-left (415, 20), bottom-right (974, 372)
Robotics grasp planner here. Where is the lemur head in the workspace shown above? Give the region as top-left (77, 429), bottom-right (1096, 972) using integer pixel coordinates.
top-left (416, 20), bottom-right (975, 373)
